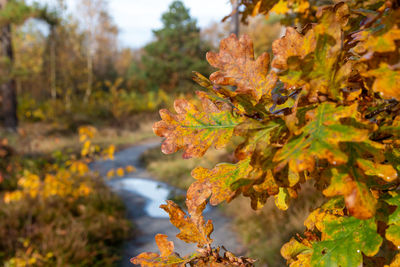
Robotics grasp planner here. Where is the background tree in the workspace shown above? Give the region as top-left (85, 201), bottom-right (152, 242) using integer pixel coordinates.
top-left (0, 0), bottom-right (17, 131)
top-left (0, 0), bottom-right (58, 131)
top-left (138, 0), bottom-right (211, 92)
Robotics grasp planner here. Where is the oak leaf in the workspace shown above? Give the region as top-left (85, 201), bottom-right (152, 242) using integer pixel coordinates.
top-left (364, 63), bottom-right (400, 100)
top-left (271, 27), bottom-right (316, 70)
top-left (323, 168), bottom-right (377, 219)
top-left (188, 158), bottom-right (252, 207)
top-left (273, 103), bottom-right (369, 173)
top-left (207, 34), bottom-right (278, 102)
top-left (311, 216), bottom-right (382, 267)
top-left (160, 200), bottom-right (213, 247)
top-left (281, 238), bottom-right (312, 267)
top-left (356, 158), bottom-right (398, 183)
top-left (131, 234), bottom-right (190, 266)
top-left (353, 28), bottom-right (400, 55)
top-left (153, 92), bottom-right (242, 158)
top-left (384, 193), bottom-right (400, 247)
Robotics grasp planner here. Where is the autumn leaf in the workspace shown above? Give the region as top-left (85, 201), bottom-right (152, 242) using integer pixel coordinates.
top-left (364, 63), bottom-right (400, 100)
top-left (234, 119), bottom-right (284, 160)
top-left (207, 34), bottom-right (278, 102)
top-left (160, 200), bottom-right (213, 247)
top-left (153, 92), bottom-right (242, 158)
top-left (386, 253), bottom-right (400, 267)
top-left (281, 238), bottom-right (312, 266)
top-left (311, 216), bottom-right (382, 267)
top-left (131, 234), bottom-right (193, 266)
top-left (352, 28), bottom-right (400, 55)
top-left (243, 170), bottom-right (279, 210)
top-left (271, 27), bottom-right (316, 70)
top-left (384, 192), bottom-right (400, 247)
top-left (273, 103), bottom-right (369, 173)
top-left (274, 187), bottom-right (290, 210)
top-left (356, 158), bottom-right (398, 183)
top-left (188, 158), bottom-right (252, 207)
top-left (323, 168), bottom-right (377, 219)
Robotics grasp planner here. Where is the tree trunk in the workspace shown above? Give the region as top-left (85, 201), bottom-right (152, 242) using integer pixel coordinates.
top-left (0, 0), bottom-right (18, 131)
top-left (84, 48), bottom-right (93, 103)
top-left (231, 0), bottom-right (240, 36)
top-left (50, 26), bottom-right (57, 100)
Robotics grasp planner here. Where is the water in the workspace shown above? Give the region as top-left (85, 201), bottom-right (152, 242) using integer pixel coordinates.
top-left (109, 178), bottom-right (172, 218)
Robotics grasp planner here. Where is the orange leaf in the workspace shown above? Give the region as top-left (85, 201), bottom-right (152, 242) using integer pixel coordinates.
top-left (271, 27), bottom-right (316, 70)
top-left (188, 158), bottom-right (252, 207)
top-left (207, 34), bottom-right (277, 101)
top-left (153, 92), bottom-right (242, 158)
top-left (160, 200), bottom-right (213, 247)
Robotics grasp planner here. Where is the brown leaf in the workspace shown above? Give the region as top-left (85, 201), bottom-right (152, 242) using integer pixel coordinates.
top-left (207, 34), bottom-right (277, 101)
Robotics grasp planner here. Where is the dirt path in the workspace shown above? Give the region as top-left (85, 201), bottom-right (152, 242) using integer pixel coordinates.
top-left (91, 139), bottom-right (245, 267)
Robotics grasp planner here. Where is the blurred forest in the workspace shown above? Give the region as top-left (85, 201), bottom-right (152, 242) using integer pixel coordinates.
top-left (0, 0), bottom-right (281, 131)
top-left (0, 0), bottom-right (283, 265)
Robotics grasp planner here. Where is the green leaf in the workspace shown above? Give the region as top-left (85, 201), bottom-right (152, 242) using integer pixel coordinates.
top-left (384, 192), bottom-right (400, 247)
top-left (274, 103), bottom-right (369, 173)
top-left (311, 216), bottom-right (382, 267)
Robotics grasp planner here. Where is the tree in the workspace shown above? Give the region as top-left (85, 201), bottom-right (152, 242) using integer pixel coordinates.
top-left (0, 0), bottom-right (18, 131)
top-left (0, 0), bottom-right (58, 130)
top-left (78, 0), bottom-right (115, 103)
top-left (133, 0), bottom-right (400, 266)
top-left (139, 0), bottom-right (210, 92)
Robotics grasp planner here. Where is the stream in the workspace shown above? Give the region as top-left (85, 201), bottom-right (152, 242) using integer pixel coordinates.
top-left (91, 139), bottom-right (245, 267)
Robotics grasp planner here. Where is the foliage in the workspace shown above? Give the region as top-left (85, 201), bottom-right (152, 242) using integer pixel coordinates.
top-left (0, 126), bottom-right (130, 265)
top-left (134, 0), bottom-right (400, 266)
top-left (0, 0), bottom-right (58, 26)
top-left (138, 0), bottom-right (211, 92)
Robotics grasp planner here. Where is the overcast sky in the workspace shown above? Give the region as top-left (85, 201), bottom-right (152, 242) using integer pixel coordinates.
top-left (38, 0), bottom-right (232, 48)
top-left (108, 0), bottom-right (232, 48)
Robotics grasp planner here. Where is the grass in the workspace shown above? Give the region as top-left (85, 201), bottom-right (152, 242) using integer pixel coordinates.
top-left (2, 115), bottom-right (156, 156)
top-left (140, 145), bottom-right (325, 267)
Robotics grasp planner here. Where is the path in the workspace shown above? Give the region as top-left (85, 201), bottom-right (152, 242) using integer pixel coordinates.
top-left (91, 139), bottom-right (245, 267)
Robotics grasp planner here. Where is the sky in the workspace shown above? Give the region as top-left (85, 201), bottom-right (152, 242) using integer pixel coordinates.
top-left (108, 0), bottom-right (232, 48)
top-left (37, 0), bottom-right (232, 48)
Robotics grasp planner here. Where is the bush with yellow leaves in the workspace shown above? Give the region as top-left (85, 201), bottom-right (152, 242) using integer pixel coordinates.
top-left (0, 126), bottom-right (130, 266)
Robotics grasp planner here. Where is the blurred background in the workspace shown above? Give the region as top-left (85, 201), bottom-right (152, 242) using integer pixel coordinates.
top-left (0, 1), bottom-right (320, 266)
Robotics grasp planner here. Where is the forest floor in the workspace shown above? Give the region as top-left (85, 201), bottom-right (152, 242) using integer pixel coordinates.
top-left (91, 139), bottom-right (246, 267)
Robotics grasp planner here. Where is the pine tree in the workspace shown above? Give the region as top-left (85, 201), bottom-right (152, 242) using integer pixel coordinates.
top-left (140, 0), bottom-right (210, 92)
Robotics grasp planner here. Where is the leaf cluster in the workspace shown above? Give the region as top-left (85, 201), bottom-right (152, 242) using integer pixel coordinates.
top-left (135, 0), bottom-right (400, 266)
